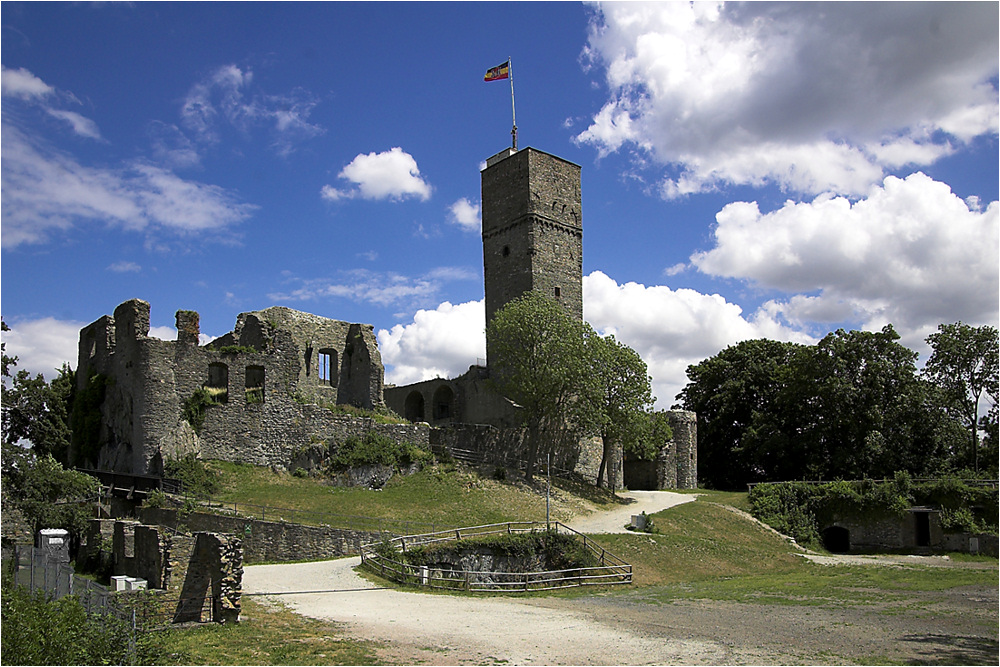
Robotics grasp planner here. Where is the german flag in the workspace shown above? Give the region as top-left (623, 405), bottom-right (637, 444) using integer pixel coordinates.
top-left (484, 61), bottom-right (510, 82)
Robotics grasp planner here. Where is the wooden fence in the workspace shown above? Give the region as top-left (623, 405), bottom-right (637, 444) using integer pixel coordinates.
top-left (360, 521), bottom-right (632, 592)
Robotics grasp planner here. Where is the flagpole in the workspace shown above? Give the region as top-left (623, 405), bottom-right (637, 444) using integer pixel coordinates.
top-left (508, 58), bottom-right (517, 150)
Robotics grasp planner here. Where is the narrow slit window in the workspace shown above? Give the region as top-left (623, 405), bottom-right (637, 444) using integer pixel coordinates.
top-left (554, 286), bottom-right (561, 298)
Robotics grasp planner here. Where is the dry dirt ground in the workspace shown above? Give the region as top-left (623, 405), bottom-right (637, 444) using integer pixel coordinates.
top-left (243, 492), bottom-right (999, 665)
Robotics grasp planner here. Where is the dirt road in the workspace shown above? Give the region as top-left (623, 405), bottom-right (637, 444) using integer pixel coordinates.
top-left (242, 493), bottom-right (998, 665)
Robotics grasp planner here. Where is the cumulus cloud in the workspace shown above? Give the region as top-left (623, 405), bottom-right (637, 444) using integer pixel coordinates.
top-left (577, 1), bottom-right (999, 197)
top-left (268, 266), bottom-right (475, 309)
top-left (1, 317), bottom-right (84, 380)
top-left (376, 271), bottom-right (815, 408)
top-left (583, 271), bottom-right (814, 406)
top-left (448, 197), bottom-right (481, 232)
top-left (378, 300), bottom-right (487, 386)
top-left (0, 123), bottom-right (257, 248)
top-left (321, 147), bottom-right (432, 202)
top-left (691, 172), bottom-right (1000, 349)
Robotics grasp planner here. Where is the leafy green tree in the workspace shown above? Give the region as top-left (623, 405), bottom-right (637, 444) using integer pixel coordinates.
top-left (679, 327), bottom-right (960, 487)
top-left (1, 444), bottom-right (99, 535)
top-left (775, 326), bottom-right (942, 480)
top-left (487, 291), bottom-right (593, 481)
top-left (2, 320), bottom-right (75, 465)
top-left (923, 322), bottom-right (999, 473)
top-left (677, 339), bottom-right (802, 488)
top-left (587, 333), bottom-right (654, 489)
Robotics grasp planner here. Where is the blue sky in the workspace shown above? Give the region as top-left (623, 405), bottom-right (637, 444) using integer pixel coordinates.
top-left (2, 1), bottom-right (998, 408)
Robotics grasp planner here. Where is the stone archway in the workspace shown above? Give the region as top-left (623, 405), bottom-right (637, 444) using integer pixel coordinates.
top-left (433, 385), bottom-right (455, 421)
top-left (404, 391), bottom-right (425, 422)
top-left (822, 526), bottom-right (851, 553)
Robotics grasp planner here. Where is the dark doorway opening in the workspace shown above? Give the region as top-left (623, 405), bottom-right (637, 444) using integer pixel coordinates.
top-left (822, 526), bottom-right (850, 553)
top-left (915, 511), bottom-right (931, 547)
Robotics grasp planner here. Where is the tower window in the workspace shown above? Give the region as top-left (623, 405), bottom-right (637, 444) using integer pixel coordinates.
top-left (502, 245), bottom-right (510, 257)
top-left (554, 286), bottom-right (561, 298)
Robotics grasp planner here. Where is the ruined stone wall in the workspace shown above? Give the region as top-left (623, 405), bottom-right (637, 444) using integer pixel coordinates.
top-left (139, 508), bottom-right (382, 563)
top-left (77, 299), bottom-right (388, 475)
top-left (384, 366), bottom-right (521, 429)
top-left (430, 424), bottom-right (615, 486)
top-left (105, 519), bottom-right (242, 623)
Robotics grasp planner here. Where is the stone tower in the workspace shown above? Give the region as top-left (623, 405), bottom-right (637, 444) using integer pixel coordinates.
top-left (481, 147), bottom-right (583, 365)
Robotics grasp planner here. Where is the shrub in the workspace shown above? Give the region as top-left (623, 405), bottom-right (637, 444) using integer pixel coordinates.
top-left (181, 388), bottom-right (215, 435)
top-left (0, 586), bottom-right (164, 665)
top-left (164, 455), bottom-right (220, 498)
top-left (327, 433), bottom-right (432, 471)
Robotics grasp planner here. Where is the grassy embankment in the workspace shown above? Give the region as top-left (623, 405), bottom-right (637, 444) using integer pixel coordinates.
top-left (156, 464), bottom-right (997, 665)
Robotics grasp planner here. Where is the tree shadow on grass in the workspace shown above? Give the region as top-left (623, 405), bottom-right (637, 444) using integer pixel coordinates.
top-left (900, 633), bottom-right (999, 665)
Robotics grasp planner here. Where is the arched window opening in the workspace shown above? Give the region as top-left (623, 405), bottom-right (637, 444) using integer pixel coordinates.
top-left (433, 385), bottom-right (455, 421)
top-left (318, 348), bottom-right (338, 386)
top-left (206, 362), bottom-right (229, 403)
top-left (246, 365), bottom-right (265, 404)
top-left (404, 391), bottom-right (425, 423)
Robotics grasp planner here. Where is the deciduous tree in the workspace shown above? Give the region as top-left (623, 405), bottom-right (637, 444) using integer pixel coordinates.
top-left (588, 333), bottom-right (654, 489)
top-left (487, 291), bottom-right (593, 481)
top-left (923, 322), bottom-right (999, 473)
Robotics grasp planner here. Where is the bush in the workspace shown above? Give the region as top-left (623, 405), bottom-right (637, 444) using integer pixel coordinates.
top-left (181, 388), bottom-right (215, 435)
top-left (749, 476), bottom-right (999, 545)
top-left (0, 586), bottom-right (164, 665)
top-left (398, 530), bottom-right (599, 571)
top-left (164, 455), bottom-right (221, 498)
top-left (327, 433), bottom-right (433, 471)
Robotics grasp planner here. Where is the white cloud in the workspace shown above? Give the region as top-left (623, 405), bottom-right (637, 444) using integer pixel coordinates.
top-left (691, 172), bottom-right (1000, 348)
top-left (448, 197), bottom-right (481, 232)
top-left (108, 261), bottom-right (142, 273)
top-left (45, 109), bottom-right (103, 140)
top-left (0, 123), bottom-right (257, 248)
top-left (181, 64), bottom-right (323, 154)
top-left (583, 271), bottom-right (814, 406)
top-left (268, 266), bottom-right (475, 309)
top-left (378, 300), bottom-right (486, 386)
top-left (2, 66), bottom-right (102, 140)
top-left (578, 1), bottom-right (999, 197)
top-left (1, 317), bottom-right (83, 380)
top-left (376, 271), bottom-right (815, 408)
top-left (321, 147), bottom-right (432, 202)
top-left (1, 66), bottom-right (54, 100)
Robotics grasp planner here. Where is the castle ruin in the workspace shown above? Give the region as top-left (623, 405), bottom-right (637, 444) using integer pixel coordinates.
top-left (75, 146), bottom-right (696, 489)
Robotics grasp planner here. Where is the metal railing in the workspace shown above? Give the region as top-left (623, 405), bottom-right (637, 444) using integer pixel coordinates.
top-left (360, 521), bottom-right (632, 592)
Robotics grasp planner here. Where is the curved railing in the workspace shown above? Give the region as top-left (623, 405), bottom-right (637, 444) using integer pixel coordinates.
top-left (359, 521), bottom-right (632, 592)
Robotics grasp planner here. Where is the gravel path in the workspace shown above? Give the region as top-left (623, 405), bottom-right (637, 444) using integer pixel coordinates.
top-left (563, 490), bottom-right (695, 534)
top-left (243, 557), bottom-right (725, 665)
top-left (242, 493), bottom-right (997, 665)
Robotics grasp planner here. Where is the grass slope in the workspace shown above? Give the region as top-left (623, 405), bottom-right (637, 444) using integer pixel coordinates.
top-left (206, 460), bottom-right (622, 530)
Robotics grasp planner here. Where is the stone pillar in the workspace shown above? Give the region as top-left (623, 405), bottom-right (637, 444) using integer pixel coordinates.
top-left (176, 310), bottom-right (201, 346)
